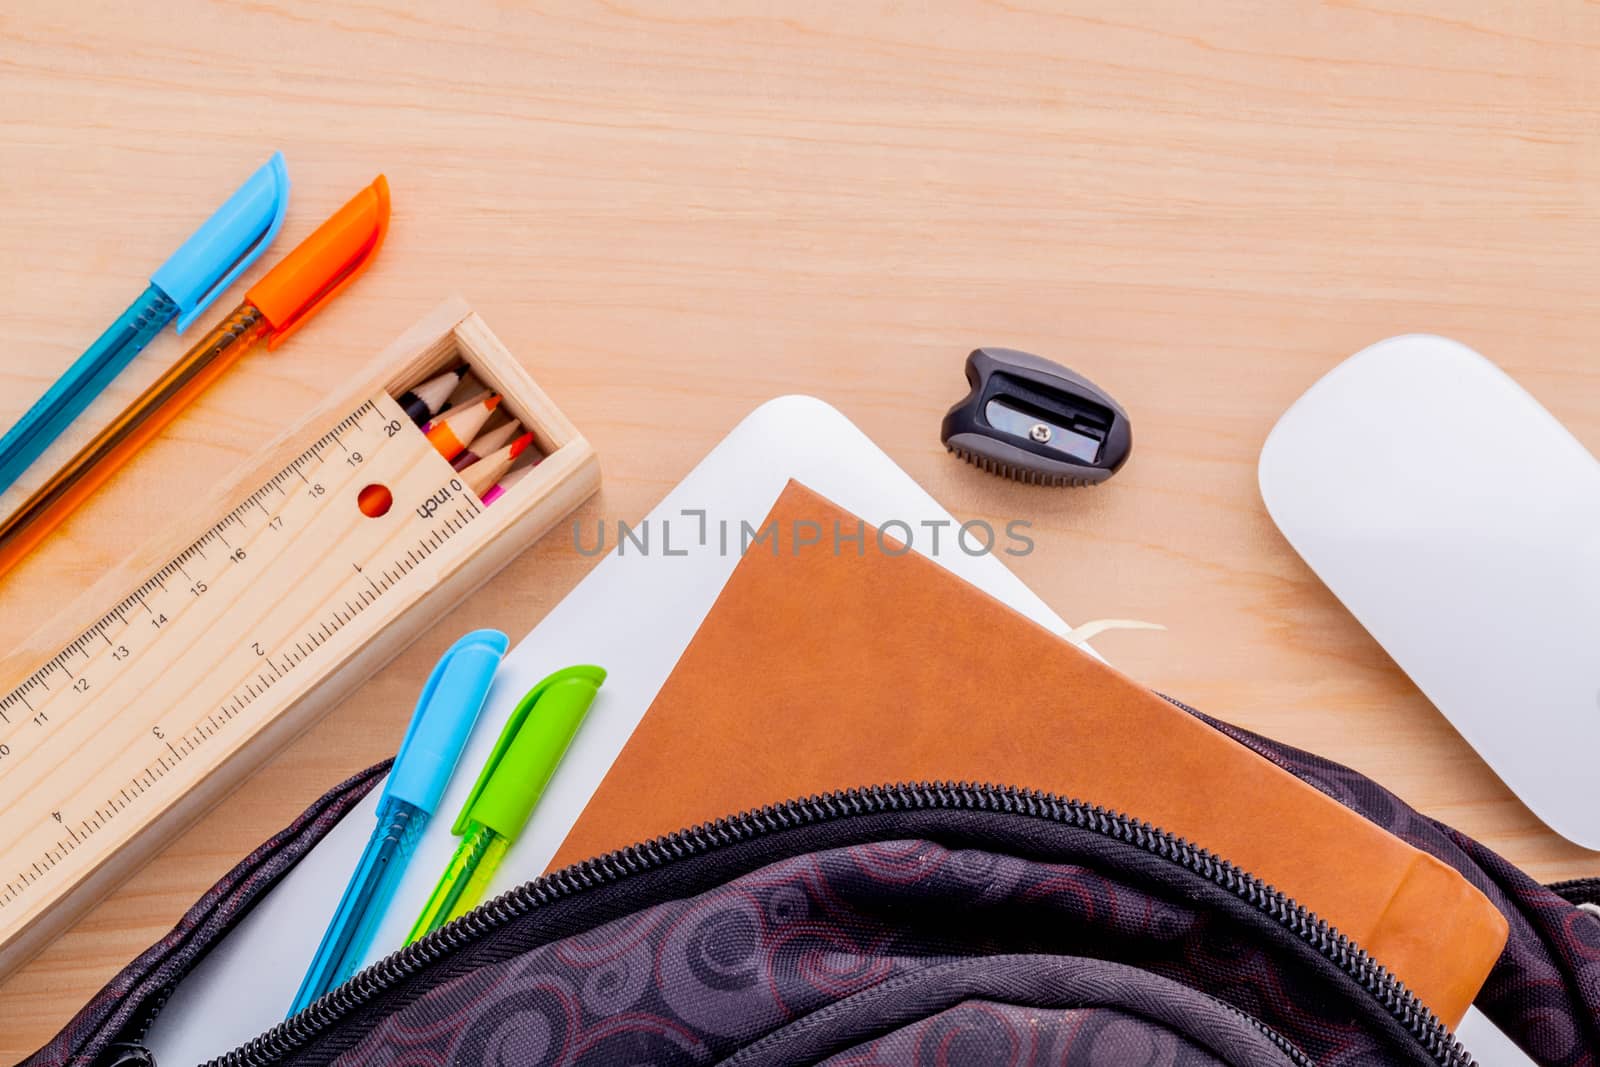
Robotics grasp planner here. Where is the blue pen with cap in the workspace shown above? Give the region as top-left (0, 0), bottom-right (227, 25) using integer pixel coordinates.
top-left (0, 152), bottom-right (289, 496)
top-left (288, 629), bottom-right (509, 1017)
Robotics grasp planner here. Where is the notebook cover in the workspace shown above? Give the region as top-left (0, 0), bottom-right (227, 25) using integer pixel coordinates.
top-left (552, 481), bottom-right (1508, 1025)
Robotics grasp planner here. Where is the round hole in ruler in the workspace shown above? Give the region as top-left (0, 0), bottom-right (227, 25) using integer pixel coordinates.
top-left (357, 483), bottom-right (393, 518)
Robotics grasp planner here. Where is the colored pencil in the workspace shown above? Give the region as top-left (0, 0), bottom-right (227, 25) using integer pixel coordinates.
top-left (426, 395), bottom-right (500, 461)
top-left (422, 389), bottom-right (488, 432)
top-left (481, 463), bottom-right (536, 507)
top-left (450, 420), bottom-right (520, 472)
top-left (397, 366), bottom-right (465, 425)
top-left (461, 432), bottom-right (534, 498)
top-left (443, 373), bottom-right (483, 409)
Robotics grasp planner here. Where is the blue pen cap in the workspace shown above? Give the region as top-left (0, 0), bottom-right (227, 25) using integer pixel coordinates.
top-left (150, 152), bottom-right (290, 333)
top-left (381, 629), bottom-right (509, 815)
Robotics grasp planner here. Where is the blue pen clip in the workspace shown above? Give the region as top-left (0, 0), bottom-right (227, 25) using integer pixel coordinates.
top-left (382, 629), bottom-right (509, 815)
top-left (150, 152), bottom-right (290, 333)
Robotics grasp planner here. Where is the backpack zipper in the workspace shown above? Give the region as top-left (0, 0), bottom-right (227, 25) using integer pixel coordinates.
top-left (1222, 1003), bottom-right (1315, 1067)
top-left (1548, 876), bottom-right (1600, 912)
top-left (80, 760), bottom-right (396, 1067)
top-left (198, 782), bottom-right (1473, 1067)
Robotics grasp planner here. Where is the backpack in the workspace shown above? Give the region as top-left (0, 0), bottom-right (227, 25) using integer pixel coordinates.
top-left (26, 700), bottom-right (1600, 1066)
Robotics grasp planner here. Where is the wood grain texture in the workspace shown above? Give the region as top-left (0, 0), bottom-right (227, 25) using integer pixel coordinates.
top-left (0, 300), bottom-right (598, 983)
top-left (2, 0), bottom-right (1598, 1054)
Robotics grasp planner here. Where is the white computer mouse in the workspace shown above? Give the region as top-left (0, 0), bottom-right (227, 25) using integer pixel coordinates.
top-left (1259, 335), bottom-right (1600, 850)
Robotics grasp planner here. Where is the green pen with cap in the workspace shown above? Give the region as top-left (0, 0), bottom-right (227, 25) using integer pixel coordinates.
top-left (404, 664), bottom-right (605, 944)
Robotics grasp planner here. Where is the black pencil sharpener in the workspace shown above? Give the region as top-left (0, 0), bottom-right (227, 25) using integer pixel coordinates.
top-left (941, 347), bottom-right (1132, 486)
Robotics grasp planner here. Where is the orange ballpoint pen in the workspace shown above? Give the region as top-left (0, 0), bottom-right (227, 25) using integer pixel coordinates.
top-left (0, 176), bottom-right (390, 580)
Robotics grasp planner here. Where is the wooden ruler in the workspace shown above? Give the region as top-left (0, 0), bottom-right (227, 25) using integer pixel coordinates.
top-left (0, 299), bottom-right (599, 976)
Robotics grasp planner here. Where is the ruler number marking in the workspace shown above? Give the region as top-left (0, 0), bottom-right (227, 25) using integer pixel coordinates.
top-left (0, 396), bottom-right (480, 912)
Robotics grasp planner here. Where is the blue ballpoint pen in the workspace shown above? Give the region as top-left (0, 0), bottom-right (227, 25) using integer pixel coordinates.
top-left (288, 629), bottom-right (509, 1017)
top-left (0, 153), bottom-right (289, 496)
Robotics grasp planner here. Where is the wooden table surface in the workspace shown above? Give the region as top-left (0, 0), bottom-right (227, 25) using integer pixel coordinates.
top-left (4, 1), bottom-right (1599, 1055)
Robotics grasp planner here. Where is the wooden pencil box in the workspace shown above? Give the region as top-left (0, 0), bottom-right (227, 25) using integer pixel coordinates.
top-left (0, 297), bottom-right (600, 977)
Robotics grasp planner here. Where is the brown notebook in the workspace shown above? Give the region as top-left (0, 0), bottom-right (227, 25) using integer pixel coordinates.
top-left (553, 481), bottom-right (1507, 1026)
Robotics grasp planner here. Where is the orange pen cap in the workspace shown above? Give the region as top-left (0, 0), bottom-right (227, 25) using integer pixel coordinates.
top-left (246, 175), bottom-right (391, 349)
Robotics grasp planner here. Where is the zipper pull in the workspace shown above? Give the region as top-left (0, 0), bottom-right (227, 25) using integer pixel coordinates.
top-left (91, 1041), bottom-right (157, 1067)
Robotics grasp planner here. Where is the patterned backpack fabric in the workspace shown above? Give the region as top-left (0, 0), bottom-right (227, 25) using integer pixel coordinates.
top-left (26, 705), bottom-right (1600, 1067)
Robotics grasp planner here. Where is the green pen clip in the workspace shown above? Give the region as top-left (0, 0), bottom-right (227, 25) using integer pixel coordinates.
top-left (407, 664), bottom-right (606, 945)
top-left (453, 664), bottom-right (606, 839)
